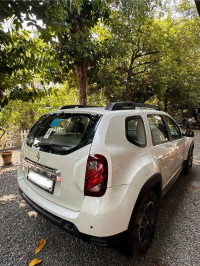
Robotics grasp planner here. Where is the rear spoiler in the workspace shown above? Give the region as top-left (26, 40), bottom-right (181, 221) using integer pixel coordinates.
top-left (194, 0), bottom-right (200, 16)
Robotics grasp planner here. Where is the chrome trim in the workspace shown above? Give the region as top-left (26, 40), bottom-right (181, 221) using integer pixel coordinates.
top-left (23, 158), bottom-right (61, 194)
top-left (24, 158), bottom-right (61, 178)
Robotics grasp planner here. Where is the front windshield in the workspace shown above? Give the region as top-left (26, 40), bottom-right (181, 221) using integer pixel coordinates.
top-left (26, 113), bottom-right (101, 155)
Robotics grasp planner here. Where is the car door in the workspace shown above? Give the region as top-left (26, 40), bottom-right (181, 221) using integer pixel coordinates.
top-left (163, 115), bottom-right (185, 172)
top-left (147, 114), bottom-right (175, 186)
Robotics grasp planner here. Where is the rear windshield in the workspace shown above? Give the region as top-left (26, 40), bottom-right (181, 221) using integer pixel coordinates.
top-left (26, 113), bottom-right (101, 155)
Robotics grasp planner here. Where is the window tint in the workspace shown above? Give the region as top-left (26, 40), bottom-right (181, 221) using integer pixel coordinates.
top-left (27, 113), bottom-right (101, 155)
top-left (126, 116), bottom-right (146, 147)
top-left (164, 116), bottom-right (182, 140)
top-left (147, 115), bottom-right (169, 145)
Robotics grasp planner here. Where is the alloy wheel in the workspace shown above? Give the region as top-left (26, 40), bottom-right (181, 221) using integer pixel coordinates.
top-left (139, 202), bottom-right (156, 246)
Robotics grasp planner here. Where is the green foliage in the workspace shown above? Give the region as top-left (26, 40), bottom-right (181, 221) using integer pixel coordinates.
top-left (148, 14), bottom-right (200, 112)
top-left (89, 0), bottom-right (161, 102)
top-left (0, 27), bottom-right (61, 108)
top-left (25, 0), bottom-right (114, 104)
top-left (0, 0), bottom-right (200, 119)
top-left (0, 83), bottom-right (77, 130)
top-left (89, 0), bottom-right (200, 112)
top-left (24, 0), bottom-right (111, 72)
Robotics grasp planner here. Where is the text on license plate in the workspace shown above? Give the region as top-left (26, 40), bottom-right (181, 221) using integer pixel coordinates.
top-left (27, 171), bottom-right (54, 193)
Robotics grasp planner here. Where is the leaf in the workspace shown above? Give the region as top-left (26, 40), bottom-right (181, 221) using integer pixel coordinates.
top-left (29, 258), bottom-right (42, 266)
top-left (0, 202), bottom-right (6, 205)
top-left (35, 238), bottom-right (46, 255)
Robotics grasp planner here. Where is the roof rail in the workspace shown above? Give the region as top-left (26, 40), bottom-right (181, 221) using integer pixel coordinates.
top-left (59, 105), bottom-right (97, 110)
top-left (105, 102), bottom-right (160, 111)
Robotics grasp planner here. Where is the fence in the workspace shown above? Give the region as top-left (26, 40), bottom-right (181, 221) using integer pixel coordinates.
top-left (20, 130), bottom-right (28, 144)
top-left (0, 129), bottom-right (28, 151)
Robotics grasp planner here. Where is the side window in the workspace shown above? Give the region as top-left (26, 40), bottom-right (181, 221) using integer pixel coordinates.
top-left (164, 116), bottom-right (182, 140)
top-left (193, 108), bottom-right (198, 114)
top-left (126, 116), bottom-right (146, 147)
top-left (147, 115), bottom-right (169, 145)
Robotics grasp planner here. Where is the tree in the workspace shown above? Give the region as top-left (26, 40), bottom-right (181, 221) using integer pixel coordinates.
top-left (148, 9), bottom-right (200, 112)
top-left (22, 0), bottom-right (111, 105)
top-left (0, 28), bottom-right (61, 108)
top-left (90, 0), bottom-right (200, 112)
top-left (0, 1), bottom-right (63, 108)
top-left (88, 0), bottom-right (161, 103)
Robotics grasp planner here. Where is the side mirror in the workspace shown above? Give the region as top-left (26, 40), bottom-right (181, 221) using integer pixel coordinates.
top-left (182, 129), bottom-right (194, 137)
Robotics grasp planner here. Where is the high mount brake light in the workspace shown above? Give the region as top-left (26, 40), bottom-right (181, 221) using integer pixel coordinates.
top-left (84, 154), bottom-right (108, 197)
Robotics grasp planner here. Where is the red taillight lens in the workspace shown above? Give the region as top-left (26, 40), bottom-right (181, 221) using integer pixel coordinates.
top-left (84, 154), bottom-right (108, 197)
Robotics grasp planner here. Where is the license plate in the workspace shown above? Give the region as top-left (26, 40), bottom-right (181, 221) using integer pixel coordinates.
top-left (27, 170), bottom-right (55, 194)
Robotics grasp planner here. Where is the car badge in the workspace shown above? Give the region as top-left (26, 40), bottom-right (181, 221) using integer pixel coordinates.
top-left (36, 152), bottom-right (40, 161)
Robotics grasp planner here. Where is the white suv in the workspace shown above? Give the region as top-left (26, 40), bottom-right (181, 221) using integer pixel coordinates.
top-left (18, 102), bottom-right (194, 256)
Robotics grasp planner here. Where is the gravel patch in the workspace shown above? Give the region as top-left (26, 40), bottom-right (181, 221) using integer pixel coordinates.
top-left (0, 132), bottom-right (200, 266)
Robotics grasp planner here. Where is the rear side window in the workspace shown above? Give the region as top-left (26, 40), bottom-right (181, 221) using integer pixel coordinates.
top-left (126, 116), bottom-right (146, 147)
top-left (26, 113), bottom-right (101, 155)
top-left (147, 115), bottom-right (169, 145)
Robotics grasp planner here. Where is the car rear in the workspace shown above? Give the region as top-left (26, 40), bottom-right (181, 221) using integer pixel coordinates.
top-left (18, 108), bottom-right (131, 242)
top-left (18, 109), bottom-right (103, 212)
top-left (18, 105), bottom-right (143, 244)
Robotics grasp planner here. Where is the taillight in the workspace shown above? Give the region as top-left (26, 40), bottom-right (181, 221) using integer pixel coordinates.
top-left (84, 154), bottom-right (108, 197)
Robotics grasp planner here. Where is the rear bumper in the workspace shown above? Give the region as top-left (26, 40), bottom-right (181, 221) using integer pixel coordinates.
top-left (19, 188), bottom-right (127, 247)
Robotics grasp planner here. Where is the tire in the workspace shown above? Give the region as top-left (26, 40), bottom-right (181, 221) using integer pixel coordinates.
top-left (119, 191), bottom-right (158, 257)
top-left (196, 113), bottom-right (200, 122)
top-left (183, 148), bottom-right (193, 175)
top-left (183, 120), bottom-right (189, 129)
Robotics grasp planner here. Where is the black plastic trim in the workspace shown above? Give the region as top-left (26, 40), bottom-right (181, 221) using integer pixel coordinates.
top-left (128, 173), bottom-right (162, 228)
top-left (126, 173), bottom-right (162, 244)
top-left (59, 105), bottom-right (98, 110)
top-left (105, 101), bottom-right (160, 111)
top-left (183, 141), bottom-right (194, 167)
top-left (19, 189), bottom-right (127, 247)
top-left (137, 173), bottom-right (162, 202)
top-left (195, 0), bottom-right (200, 17)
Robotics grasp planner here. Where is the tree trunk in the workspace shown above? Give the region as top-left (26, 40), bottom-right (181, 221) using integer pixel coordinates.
top-left (75, 61), bottom-right (88, 105)
top-left (163, 98), bottom-right (168, 113)
top-left (0, 89), bottom-right (3, 109)
top-left (125, 50), bottom-right (135, 101)
top-left (125, 71), bottom-right (132, 101)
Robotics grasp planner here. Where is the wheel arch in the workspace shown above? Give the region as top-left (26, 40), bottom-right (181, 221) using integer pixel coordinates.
top-left (128, 173), bottom-right (162, 228)
top-left (184, 140), bottom-right (194, 162)
top-left (184, 139), bottom-right (194, 160)
top-left (189, 141), bottom-right (194, 152)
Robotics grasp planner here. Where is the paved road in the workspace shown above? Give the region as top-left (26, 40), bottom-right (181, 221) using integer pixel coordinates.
top-left (0, 131), bottom-right (200, 266)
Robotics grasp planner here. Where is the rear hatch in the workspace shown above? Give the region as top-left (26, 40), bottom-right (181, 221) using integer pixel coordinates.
top-left (22, 112), bottom-right (101, 211)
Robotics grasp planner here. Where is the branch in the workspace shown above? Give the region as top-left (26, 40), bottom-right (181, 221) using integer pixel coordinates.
top-left (132, 60), bottom-right (157, 77)
top-left (117, 66), bottom-right (129, 73)
top-left (136, 61), bottom-right (152, 67)
top-left (135, 51), bottom-right (159, 59)
top-left (136, 27), bottom-right (143, 56)
top-left (132, 69), bottom-right (148, 76)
